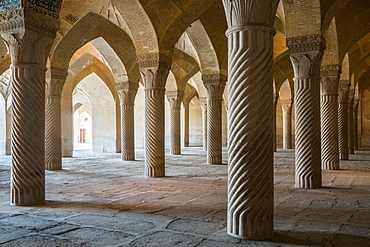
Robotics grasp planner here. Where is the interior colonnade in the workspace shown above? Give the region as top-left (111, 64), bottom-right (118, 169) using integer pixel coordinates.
top-left (0, 0), bottom-right (369, 241)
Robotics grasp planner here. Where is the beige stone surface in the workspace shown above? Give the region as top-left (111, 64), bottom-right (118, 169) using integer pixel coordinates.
top-left (1, 148), bottom-right (370, 246)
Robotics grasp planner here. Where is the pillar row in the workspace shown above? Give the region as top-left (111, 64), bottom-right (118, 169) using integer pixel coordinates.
top-left (281, 99), bottom-right (293, 149)
top-left (116, 81), bottom-right (139, 161)
top-left (338, 81), bottom-right (350, 160)
top-left (138, 58), bottom-right (170, 177)
top-left (287, 34), bottom-right (324, 189)
top-left (200, 97), bottom-right (208, 151)
top-left (223, 0), bottom-right (278, 239)
top-left (320, 65), bottom-right (340, 170)
top-left (166, 90), bottom-right (184, 155)
top-left (203, 74), bottom-right (226, 165)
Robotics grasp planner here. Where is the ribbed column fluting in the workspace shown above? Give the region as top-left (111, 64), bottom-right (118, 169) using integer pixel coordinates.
top-left (166, 91), bottom-right (184, 155)
top-left (203, 75), bottom-right (225, 165)
top-left (320, 65), bottom-right (340, 170)
top-left (138, 58), bottom-right (170, 177)
top-left (223, 0), bottom-right (278, 238)
top-left (200, 97), bottom-right (207, 151)
top-left (338, 81), bottom-right (350, 160)
top-left (287, 34), bottom-right (324, 189)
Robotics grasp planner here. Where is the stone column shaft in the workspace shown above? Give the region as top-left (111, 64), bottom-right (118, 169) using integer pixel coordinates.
top-left (138, 58), bottom-right (170, 177)
top-left (354, 100), bottom-right (359, 150)
top-left (167, 91), bottom-right (184, 155)
top-left (320, 65), bottom-right (340, 170)
top-left (200, 97), bottom-right (208, 151)
top-left (116, 81), bottom-right (138, 161)
top-left (287, 35), bottom-right (324, 189)
top-left (45, 69), bottom-right (67, 170)
top-left (5, 104), bottom-right (11, 155)
top-left (203, 75), bottom-right (226, 165)
top-left (223, 0), bottom-right (278, 239)
top-left (1, 5), bottom-right (60, 205)
top-left (348, 90), bottom-right (355, 154)
top-left (338, 81), bottom-right (350, 160)
top-left (281, 100), bottom-right (292, 149)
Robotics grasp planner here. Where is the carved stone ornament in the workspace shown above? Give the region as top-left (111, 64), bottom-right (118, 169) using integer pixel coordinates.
top-left (286, 34), bottom-right (325, 54)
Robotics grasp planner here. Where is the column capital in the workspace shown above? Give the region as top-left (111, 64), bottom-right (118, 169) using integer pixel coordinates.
top-left (202, 74), bottom-right (226, 100)
top-left (321, 64), bottom-right (341, 77)
top-left (46, 67), bottom-right (68, 96)
top-left (320, 65), bottom-right (340, 95)
top-left (222, 0), bottom-right (278, 32)
top-left (348, 89), bottom-right (355, 101)
top-left (286, 34), bottom-right (326, 54)
top-left (166, 90), bottom-right (184, 109)
top-left (137, 55), bottom-right (171, 89)
top-left (281, 99), bottom-right (293, 114)
top-left (116, 81), bottom-right (139, 105)
top-left (338, 81), bottom-right (350, 102)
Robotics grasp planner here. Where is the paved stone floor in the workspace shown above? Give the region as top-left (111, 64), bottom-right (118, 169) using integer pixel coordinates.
top-left (0, 147), bottom-right (369, 246)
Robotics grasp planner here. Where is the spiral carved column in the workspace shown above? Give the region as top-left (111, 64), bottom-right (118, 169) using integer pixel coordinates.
top-left (223, 0), bottom-right (278, 239)
top-left (1, 7), bottom-right (59, 204)
top-left (5, 104), bottom-right (11, 155)
top-left (200, 97), bottom-right (208, 151)
top-left (354, 99), bottom-right (359, 150)
top-left (273, 93), bottom-right (279, 152)
top-left (138, 58), bottom-right (170, 177)
top-left (287, 35), bottom-right (324, 189)
top-left (338, 81), bottom-right (350, 160)
top-left (183, 100), bottom-right (190, 147)
top-left (203, 74), bottom-right (225, 165)
top-left (348, 90), bottom-right (355, 154)
top-left (116, 81), bottom-right (138, 161)
top-left (167, 91), bottom-right (184, 155)
top-left (281, 100), bottom-right (293, 149)
top-left (45, 96), bottom-right (62, 170)
top-left (320, 65), bottom-right (340, 170)
top-left (45, 69), bottom-right (68, 170)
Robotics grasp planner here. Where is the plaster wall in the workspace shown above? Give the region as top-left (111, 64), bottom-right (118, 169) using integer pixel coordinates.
top-left (134, 85), bottom-right (145, 149)
top-left (186, 97), bottom-right (203, 146)
top-left (77, 74), bottom-right (116, 153)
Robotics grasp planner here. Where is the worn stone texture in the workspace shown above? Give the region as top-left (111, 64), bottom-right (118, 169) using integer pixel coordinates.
top-left (1, 148), bottom-right (370, 246)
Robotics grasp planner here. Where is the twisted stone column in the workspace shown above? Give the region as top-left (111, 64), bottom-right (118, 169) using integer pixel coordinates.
top-left (287, 34), bottom-right (324, 189)
top-left (5, 104), bottom-right (11, 155)
top-left (203, 74), bottom-right (226, 165)
top-left (354, 99), bottom-right (359, 150)
top-left (223, 0), bottom-right (278, 239)
top-left (348, 90), bottom-right (355, 154)
top-left (200, 97), bottom-right (208, 151)
top-left (273, 93), bottom-right (279, 152)
top-left (338, 81), bottom-right (350, 160)
top-left (183, 100), bottom-right (190, 147)
top-left (138, 58), bottom-right (170, 177)
top-left (166, 91), bottom-right (184, 155)
top-left (116, 81), bottom-right (138, 161)
top-left (320, 65), bottom-right (340, 170)
top-left (1, 8), bottom-right (59, 205)
top-left (45, 68), bottom-right (68, 170)
top-left (281, 100), bottom-right (293, 149)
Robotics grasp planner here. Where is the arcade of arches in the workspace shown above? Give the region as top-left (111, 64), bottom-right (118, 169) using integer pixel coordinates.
top-left (0, 0), bottom-right (370, 245)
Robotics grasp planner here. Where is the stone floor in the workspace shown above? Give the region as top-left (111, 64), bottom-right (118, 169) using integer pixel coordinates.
top-left (0, 147), bottom-right (369, 246)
